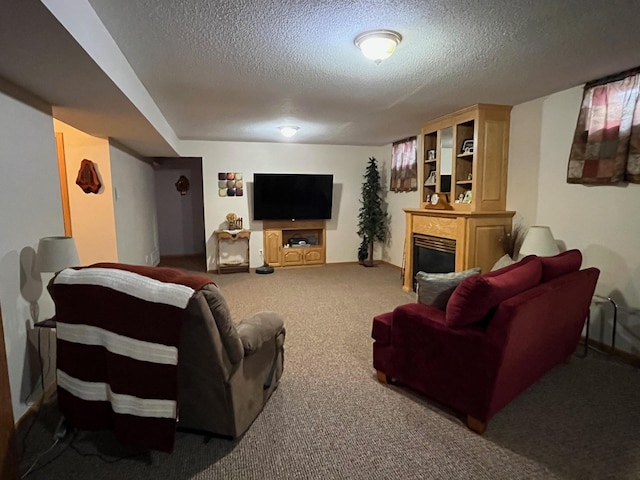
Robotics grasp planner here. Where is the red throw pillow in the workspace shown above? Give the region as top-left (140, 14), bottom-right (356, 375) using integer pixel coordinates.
top-left (539, 249), bottom-right (582, 282)
top-left (445, 256), bottom-right (543, 327)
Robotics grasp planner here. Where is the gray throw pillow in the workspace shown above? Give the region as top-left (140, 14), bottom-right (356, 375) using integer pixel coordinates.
top-left (490, 254), bottom-right (517, 272)
top-left (416, 268), bottom-right (481, 310)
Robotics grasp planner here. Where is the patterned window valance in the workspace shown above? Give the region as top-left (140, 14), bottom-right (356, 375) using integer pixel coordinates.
top-left (567, 67), bottom-right (640, 185)
top-left (390, 136), bottom-right (417, 192)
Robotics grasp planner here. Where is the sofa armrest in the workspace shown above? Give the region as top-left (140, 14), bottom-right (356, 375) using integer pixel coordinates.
top-left (236, 311), bottom-right (285, 356)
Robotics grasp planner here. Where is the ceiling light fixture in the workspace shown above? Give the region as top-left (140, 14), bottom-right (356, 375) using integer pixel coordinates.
top-left (354, 30), bottom-right (402, 64)
top-left (279, 125), bottom-right (299, 138)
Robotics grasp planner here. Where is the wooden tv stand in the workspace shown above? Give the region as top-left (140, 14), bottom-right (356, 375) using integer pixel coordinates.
top-left (263, 220), bottom-right (326, 267)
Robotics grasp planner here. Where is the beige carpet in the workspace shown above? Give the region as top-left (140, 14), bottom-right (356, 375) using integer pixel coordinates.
top-left (19, 263), bottom-right (640, 479)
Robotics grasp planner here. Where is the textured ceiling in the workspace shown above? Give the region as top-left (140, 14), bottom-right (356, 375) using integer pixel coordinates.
top-left (84, 0), bottom-right (640, 147)
top-left (2, 0), bottom-right (640, 154)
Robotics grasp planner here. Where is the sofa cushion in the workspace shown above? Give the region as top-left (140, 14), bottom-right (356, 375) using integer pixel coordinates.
top-left (540, 249), bottom-right (582, 282)
top-left (416, 268), bottom-right (481, 310)
top-left (445, 255), bottom-right (543, 327)
top-left (200, 284), bottom-right (244, 364)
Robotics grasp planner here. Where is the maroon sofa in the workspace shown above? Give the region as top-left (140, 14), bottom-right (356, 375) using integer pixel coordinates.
top-left (372, 250), bottom-right (599, 433)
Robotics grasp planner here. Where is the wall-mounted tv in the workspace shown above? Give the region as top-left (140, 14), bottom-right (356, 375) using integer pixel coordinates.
top-left (253, 173), bottom-right (334, 220)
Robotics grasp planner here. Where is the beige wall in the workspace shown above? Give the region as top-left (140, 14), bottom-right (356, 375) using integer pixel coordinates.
top-left (109, 143), bottom-right (159, 265)
top-left (508, 85), bottom-right (640, 355)
top-left (0, 86), bottom-right (63, 421)
top-left (179, 140), bottom-right (390, 270)
top-left (53, 120), bottom-right (118, 265)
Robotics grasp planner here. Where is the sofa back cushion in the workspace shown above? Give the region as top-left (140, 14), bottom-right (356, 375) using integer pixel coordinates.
top-left (445, 255), bottom-right (543, 327)
top-left (539, 249), bottom-right (582, 282)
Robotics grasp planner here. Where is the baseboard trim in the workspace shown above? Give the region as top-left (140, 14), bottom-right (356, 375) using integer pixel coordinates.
top-left (580, 338), bottom-right (640, 367)
top-left (15, 384), bottom-right (57, 432)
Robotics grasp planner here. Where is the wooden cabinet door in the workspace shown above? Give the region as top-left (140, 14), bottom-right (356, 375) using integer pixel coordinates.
top-left (303, 248), bottom-right (324, 265)
top-left (264, 230), bottom-right (282, 266)
top-left (282, 249), bottom-right (304, 266)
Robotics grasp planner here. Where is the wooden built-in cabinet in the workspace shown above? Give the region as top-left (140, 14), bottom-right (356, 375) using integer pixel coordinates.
top-left (420, 104), bottom-right (511, 211)
top-left (263, 220), bottom-right (326, 267)
top-left (404, 104), bottom-right (514, 291)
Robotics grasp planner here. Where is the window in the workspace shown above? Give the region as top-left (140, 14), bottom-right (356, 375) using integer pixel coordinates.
top-left (390, 136), bottom-right (417, 192)
top-left (567, 67), bottom-right (640, 185)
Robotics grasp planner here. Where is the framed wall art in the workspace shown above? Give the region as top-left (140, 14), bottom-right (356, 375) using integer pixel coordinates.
top-left (218, 172), bottom-right (243, 197)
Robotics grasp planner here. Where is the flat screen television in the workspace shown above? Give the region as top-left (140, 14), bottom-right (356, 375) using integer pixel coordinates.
top-left (253, 173), bottom-right (334, 220)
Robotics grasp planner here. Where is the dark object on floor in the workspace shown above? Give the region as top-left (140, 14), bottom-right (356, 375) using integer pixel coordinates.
top-left (373, 250), bottom-right (599, 434)
top-left (256, 263), bottom-right (274, 274)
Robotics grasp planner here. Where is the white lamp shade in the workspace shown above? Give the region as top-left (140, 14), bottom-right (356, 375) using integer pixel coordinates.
top-left (35, 236), bottom-right (80, 273)
top-left (518, 226), bottom-right (560, 258)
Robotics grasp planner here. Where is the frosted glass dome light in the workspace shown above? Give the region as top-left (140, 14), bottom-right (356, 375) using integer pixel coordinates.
top-left (354, 30), bottom-right (402, 64)
top-left (279, 125), bottom-right (300, 138)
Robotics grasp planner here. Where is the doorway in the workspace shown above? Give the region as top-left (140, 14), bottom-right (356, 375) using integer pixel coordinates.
top-left (153, 158), bottom-right (206, 271)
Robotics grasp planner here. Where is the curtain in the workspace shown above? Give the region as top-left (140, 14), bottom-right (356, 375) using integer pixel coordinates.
top-left (390, 136), bottom-right (417, 192)
top-left (567, 67), bottom-right (640, 184)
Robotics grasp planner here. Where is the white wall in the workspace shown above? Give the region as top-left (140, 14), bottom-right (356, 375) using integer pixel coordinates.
top-left (509, 86), bottom-right (640, 355)
top-left (110, 143), bottom-right (159, 265)
top-left (0, 87), bottom-right (63, 421)
top-left (54, 120), bottom-right (119, 265)
top-left (179, 141), bottom-right (391, 270)
top-left (154, 158), bottom-right (205, 257)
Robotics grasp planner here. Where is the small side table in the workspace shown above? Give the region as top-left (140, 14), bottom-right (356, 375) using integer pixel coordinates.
top-left (581, 294), bottom-right (618, 357)
top-left (214, 230), bottom-right (251, 274)
top-left (34, 318), bottom-right (57, 329)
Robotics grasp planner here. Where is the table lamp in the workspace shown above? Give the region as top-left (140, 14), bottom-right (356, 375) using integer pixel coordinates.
top-left (33, 236), bottom-right (79, 327)
top-left (518, 226), bottom-right (560, 259)
top-left (35, 236), bottom-right (80, 273)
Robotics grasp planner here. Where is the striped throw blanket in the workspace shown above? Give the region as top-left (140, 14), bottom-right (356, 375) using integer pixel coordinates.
top-left (51, 263), bottom-right (213, 452)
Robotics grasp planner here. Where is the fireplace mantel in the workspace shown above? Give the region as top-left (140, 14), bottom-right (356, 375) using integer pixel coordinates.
top-left (403, 209), bottom-right (515, 291)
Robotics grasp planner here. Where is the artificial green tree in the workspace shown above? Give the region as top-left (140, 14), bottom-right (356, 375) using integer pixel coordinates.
top-left (357, 157), bottom-right (388, 266)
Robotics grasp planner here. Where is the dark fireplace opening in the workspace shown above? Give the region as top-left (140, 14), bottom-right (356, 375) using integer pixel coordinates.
top-left (412, 234), bottom-right (456, 291)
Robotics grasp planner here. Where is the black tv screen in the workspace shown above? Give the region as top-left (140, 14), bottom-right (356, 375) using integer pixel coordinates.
top-left (253, 173), bottom-right (334, 220)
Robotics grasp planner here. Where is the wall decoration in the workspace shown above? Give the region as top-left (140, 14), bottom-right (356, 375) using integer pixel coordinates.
top-left (175, 175), bottom-right (190, 195)
top-left (218, 172), bottom-right (243, 197)
top-left (76, 158), bottom-right (102, 194)
top-left (461, 139), bottom-right (474, 154)
top-left (226, 212), bottom-right (243, 230)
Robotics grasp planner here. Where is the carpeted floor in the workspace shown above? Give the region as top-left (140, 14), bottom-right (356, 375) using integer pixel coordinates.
top-left (18, 263), bottom-right (640, 479)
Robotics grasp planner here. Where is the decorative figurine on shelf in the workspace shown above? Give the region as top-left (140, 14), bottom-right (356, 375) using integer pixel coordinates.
top-left (226, 212), bottom-right (242, 230)
top-left (467, 172), bottom-right (473, 180)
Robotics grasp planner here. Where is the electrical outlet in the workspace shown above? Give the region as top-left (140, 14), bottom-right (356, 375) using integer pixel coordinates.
top-left (258, 248), bottom-right (263, 256)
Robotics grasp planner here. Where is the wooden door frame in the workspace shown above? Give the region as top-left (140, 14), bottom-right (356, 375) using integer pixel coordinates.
top-left (0, 304), bottom-right (19, 479)
top-left (56, 132), bottom-right (72, 236)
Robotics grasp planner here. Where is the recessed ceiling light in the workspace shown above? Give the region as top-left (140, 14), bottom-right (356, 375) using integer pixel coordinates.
top-left (279, 125), bottom-right (299, 138)
top-left (354, 30), bottom-right (402, 64)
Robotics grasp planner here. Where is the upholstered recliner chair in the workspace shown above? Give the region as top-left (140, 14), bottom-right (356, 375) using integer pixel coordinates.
top-left (50, 263), bottom-right (285, 452)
